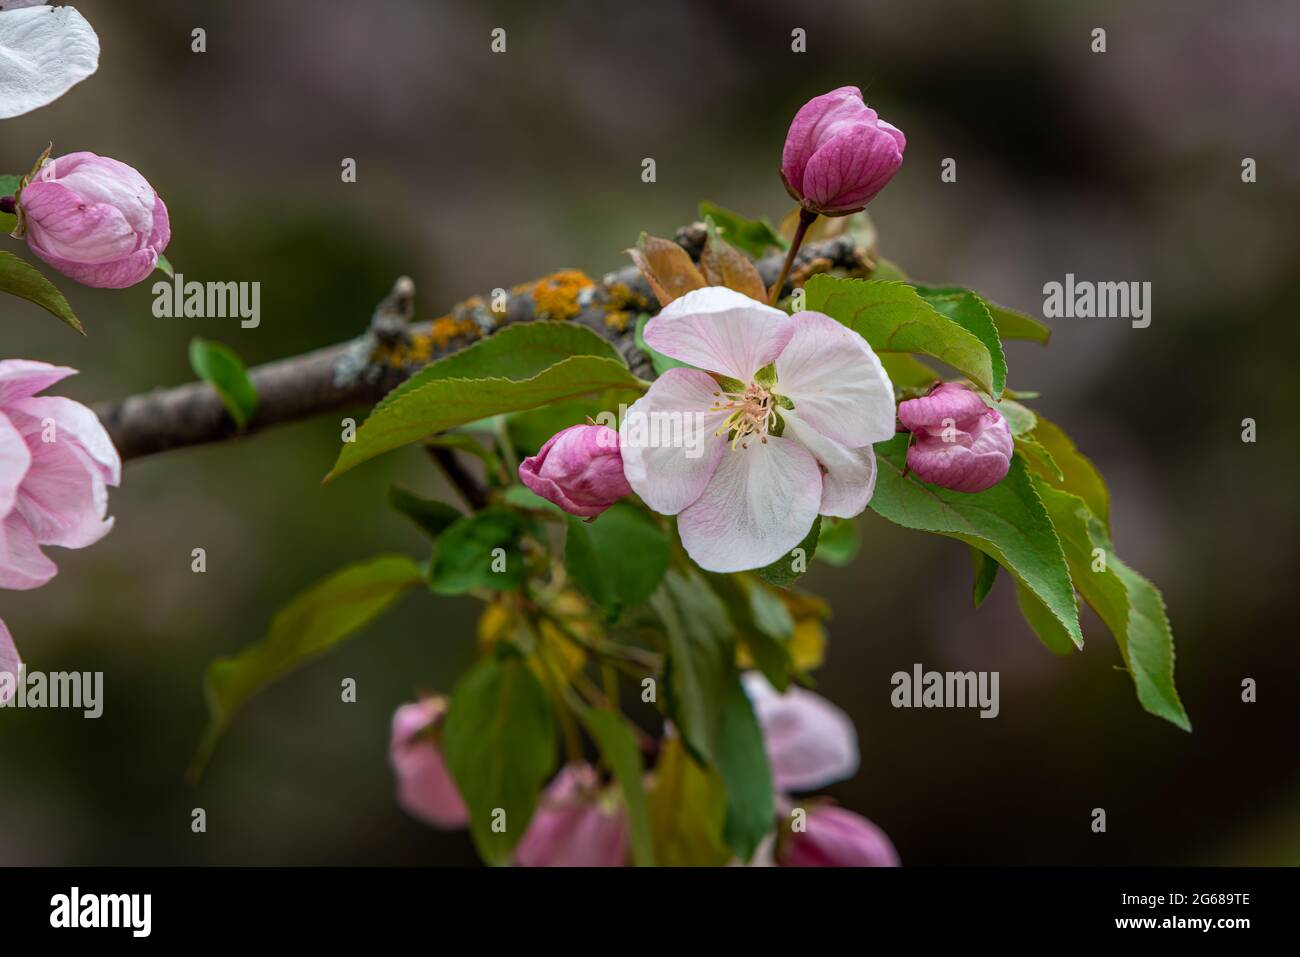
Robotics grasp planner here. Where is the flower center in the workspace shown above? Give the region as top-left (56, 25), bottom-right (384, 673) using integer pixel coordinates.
top-left (710, 381), bottom-right (778, 450)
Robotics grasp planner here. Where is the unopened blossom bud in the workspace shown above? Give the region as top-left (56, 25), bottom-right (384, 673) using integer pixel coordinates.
top-left (518, 424), bottom-right (631, 518)
top-left (17, 151), bottom-right (170, 289)
top-left (515, 764), bottom-right (628, 867)
top-left (780, 86), bottom-right (906, 216)
top-left (389, 697), bottom-right (469, 829)
top-left (779, 805), bottom-right (900, 868)
top-left (897, 383), bottom-right (1013, 493)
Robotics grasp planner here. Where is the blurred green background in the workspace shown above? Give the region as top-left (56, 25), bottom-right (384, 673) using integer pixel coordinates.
top-left (1, 0), bottom-right (1297, 865)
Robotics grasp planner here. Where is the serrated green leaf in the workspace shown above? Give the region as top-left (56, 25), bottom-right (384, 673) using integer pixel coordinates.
top-left (805, 275), bottom-right (998, 396)
top-left (189, 337), bottom-right (258, 429)
top-left (716, 674), bottom-right (775, 862)
top-left (994, 397), bottom-right (1038, 436)
top-left (564, 504), bottom-right (669, 620)
top-left (911, 283), bottom-right (1050, 344)
top-left (1032, 481), bottom-right (1189, 730)
top-left (870, 434), bottom-right (1082, 648)
top-left (698, 201), bottom-right (787, 257)
top-left (442, 655), bottom-right (558, 865)
top-left (880, 353), bottom-right (941, 392)
top-left (755, 517), bottom-right (820, 587)
top-left (0, 249), bottom-right (83, 334)
top-left (579, 707), bottom-right (654, 867)
top-left (915, 287), bottom-right (1007, 398)
top-left (649, 568), bottom-right (735, 766)
top-left (1025, 414), bottom-right (1111, 531)
top-left (647, 737), bottom-right (731, 867)
top-left (429, 507), bottom-right (530, 594)
top-left (329, 351), bottom-right (644, 479)
top-left (191, 555), bottom-right (423, 777)
top-left (1014, 434), bottom-right (1063, 481)
top-left (970, 547), bottom-right (999, 608)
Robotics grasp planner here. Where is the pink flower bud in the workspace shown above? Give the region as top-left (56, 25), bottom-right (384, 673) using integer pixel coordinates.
top-left (389, 698), bottom-right (469, 829)
top-left (518, 424), bottom-right (631, 518)
top-left (897, 383), bottom-right (1013, 493)
top-left (17, 151), bottom-right (170, 289)
top-left (779, 805), bottom-right (900, 868)
top-left (515, 764), bottom-right (628, 867)
top-left (780, 86), bottom-right (906, 216)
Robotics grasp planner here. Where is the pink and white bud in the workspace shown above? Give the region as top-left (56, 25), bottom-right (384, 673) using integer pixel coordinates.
top-left (897, 383), bottom-right (1013, 493)
top-left (17, 151), bottom-right (170, 289)
top-left (389, 697), bottom-right (469, 829)
top-left (780, 86), bottom-right (906, 216)
top-left (514, 764), bottom-right (628, 867)
top-left (779, 805), bottom-right (900, 868)
top-left (518, 424), bottom-right (632, 518)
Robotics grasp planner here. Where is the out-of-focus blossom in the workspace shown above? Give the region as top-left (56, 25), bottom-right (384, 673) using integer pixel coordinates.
top-left (389, 697), bottom-right (469, 829)
top-left (779, 804), bottom-right (900, 868)
top-left (515, 764), bottom-right (628, 867)
top-left (742, 671), bottom-right (858, 793)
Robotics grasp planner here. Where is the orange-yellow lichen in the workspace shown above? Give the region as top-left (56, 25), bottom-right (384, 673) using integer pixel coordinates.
top-left (526, 269), bottom-right (594, 321)
top-left (599, 281), bottom-right (648, 333)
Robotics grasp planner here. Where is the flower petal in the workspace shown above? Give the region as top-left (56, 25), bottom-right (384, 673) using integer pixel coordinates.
top-left (20, 180), bottom-right (140, 264)
top-left (780, 86), bottom-right (873, 189)
top-left (0, 511), bottom-right (57, 590)
top-left (10, 395), bottom-right (121, 486)
top-left (620, 368), bottom-right (728, 515)
top-left (13, 429), bottom-right (114, 550)
top-left (742, 671), bottom-right (860, 792)
top-left (896, 381), bottom-right (988, 432)
top-left (390, 699), bottom-right (469, 829)
top-left (783, 411), bottom-right (876, 518)
top-left (0, 410), bottom-right (32, 519)
top-left (775, 311), bottom-right (895, 448)
top-left (0, 4), bottom-right (99, 120)
top-left (677, 435), bottom-right (821, 573)
top-left (643, 286), bottom-right (795, 382)
top-left (800, 121), bottom-right (906, 213)
top-left (0, 359), bottom-right (76, 405)
top-left (0, 616), bottom-right (19, 701)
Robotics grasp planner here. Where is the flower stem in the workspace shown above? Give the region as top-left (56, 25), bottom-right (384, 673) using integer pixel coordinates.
top-left (768, 208), bottom-right (818, 306)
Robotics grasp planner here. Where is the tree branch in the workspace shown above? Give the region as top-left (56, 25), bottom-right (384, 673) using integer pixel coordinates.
top-left (94, 226), bottom-right (874, 462)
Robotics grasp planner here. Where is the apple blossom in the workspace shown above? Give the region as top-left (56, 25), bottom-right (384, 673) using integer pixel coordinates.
top-left (780, 86), bottom-right (906, 216)
top-left (518, 423), bottom-right (631, 518)
top-left (621, 287), bottom-right (895, 573)
top-left (15, 151), bottom-right (170, 289)
top-left (779, 804), bottom-right (900, 868)
top-left (514, 764), bottom-right (628, 867)
top-left (389, 697), bottom-right (469, 829)
top-left (897, 382), bottom-right (1013, 493)
top-left (742, 671), bottom-right (859, 793)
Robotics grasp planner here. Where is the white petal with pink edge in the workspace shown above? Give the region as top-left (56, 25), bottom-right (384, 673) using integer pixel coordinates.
top-left (643, 287), bottom-right (795, 382)
top-left (775, 311), bottom-right (895, 448)
top-left (677, 435), bottom-right (821, 573)
top-left (783, 411), bottom-right (877, 518)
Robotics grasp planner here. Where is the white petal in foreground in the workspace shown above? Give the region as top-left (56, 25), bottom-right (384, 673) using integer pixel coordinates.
top-left (775, 311), bottom-right (896, 448)
top-left (0, 5), bottom-right (99, 120)
top-left (677, 435), bottom-right (821, 573)
top-left (782, 412), bottom-right (877, 519)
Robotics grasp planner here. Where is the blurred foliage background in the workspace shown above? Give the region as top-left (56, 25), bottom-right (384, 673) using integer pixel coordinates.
top-left (1, 0), bottom-right (1297, 865)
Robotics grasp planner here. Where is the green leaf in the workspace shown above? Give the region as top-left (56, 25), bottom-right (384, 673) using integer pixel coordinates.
top-left (429, 507), bottom-right (530, 594)
top-left (188, 337), bottom-right (258, 430)
top-left (564, 504), bottom-right (670, 620)
top-left (698, 201), bottom-right (787, 257)
top-left (647, 737), bottom-right (731, 867)
top-left (649, 568), bottom-right (735, 765)
top-left (1014, 434), bottom-right (1063, 481)
top-left (869, 257), bottom-right (910, 282)
top-left (635, 313), bottom-right (690, 375)
top-left (880, 353), bottom-right (941, 392)
top-left (501, 483), bottom-right (563, 513)
top-left (715, 675), bottom-right (775, 862)
top-left (804, 276), bottom-right (999, 396)
top-left (1032, 481), bottom-right (1189, 730)
top-left (155, 253), bottom-right (175, 278)
top-left (578, 707), bottom-right (654, 866)
top-left (755, 518), bottom-right (820, 587)
top-left (442, 655), bottom-right (558, 865)
top-left (705, 573), bottom-right (796, 692)
top-left (192, 555), bottom-right (423, 777)
top-left (0, 174), bottom-right (19, 233)
top-left (816, 517), bottom-right (860, 566)
top-left (970, 547), bottom-right (1000, 608)
top-left (994, 397), bottom-right (1038, 436)
top-left (388, 485), bottom-right (464, 538)
top-left (911, 284), bottom-right (1050, 344)
top-left (328, 325), bottom-right (644, 479)
top-left (0, 250), bottom-right (83, 334)
top-left (1013, 578), bottom-right (1077, 655)
top-left (914, 287), bottom-right (1008, 398)
top-left (870, 434), bottom-right (1082, 648)
top-left (1025, 414), bottom-right (1111, 531)
top-left (505, 393), bottom-right (637, 456)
